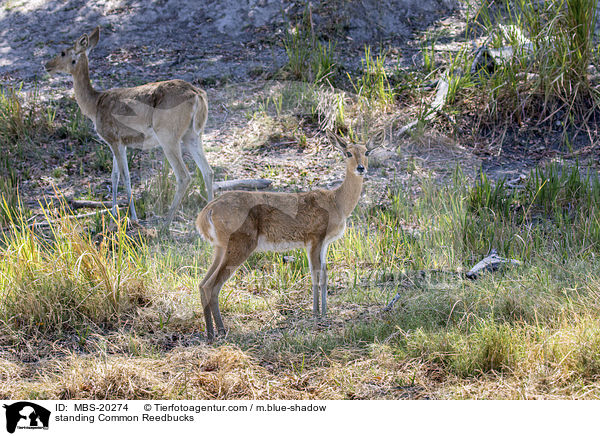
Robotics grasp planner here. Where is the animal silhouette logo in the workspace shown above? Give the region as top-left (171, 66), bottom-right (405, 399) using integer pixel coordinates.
top-left (2, 402), bottom-right (50, 433)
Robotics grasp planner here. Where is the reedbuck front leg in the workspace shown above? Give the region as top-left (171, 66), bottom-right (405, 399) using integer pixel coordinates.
top-left (110, 154), bottom-right (120, 218)
top-left (158, 134), bottom-right (192, 229)
top-left (319, 243), bottom-right (330, 316)
top-left (112, 144), bottom-right (138, 221)
top-left (308, 242), bottom-right (329, 317)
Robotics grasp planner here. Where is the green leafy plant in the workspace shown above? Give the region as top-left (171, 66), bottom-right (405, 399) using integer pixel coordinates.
top-left (349, 46), bottom-right (394, 108)
top-left (282, 4), bottom-right (337, 84)
top-left (474, 0), bottom-right (599, 132)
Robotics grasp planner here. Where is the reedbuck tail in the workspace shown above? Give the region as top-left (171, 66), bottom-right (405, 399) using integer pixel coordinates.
top-left (196, 207), bottom-right (216, 243)
top-left (193, 93), bottom-right (208, 135)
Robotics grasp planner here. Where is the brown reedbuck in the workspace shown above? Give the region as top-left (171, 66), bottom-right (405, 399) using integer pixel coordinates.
top-left (45, 27), bottom-right (212, 229)
top-left (195, 131), bottom-right (379, 341)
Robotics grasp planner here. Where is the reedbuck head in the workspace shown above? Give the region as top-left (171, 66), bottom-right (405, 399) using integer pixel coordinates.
top-left (326, 130), bottom-right (381, 176)
top-left (45, 27), bottom-right (100, 75)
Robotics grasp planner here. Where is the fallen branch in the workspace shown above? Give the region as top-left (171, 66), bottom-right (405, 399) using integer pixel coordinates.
top-left (69, 199), bottom-right (126, 210)
top-left (1, 209), bottom-right (111, 232)
top-left (31, 210), bottom-right (112, 229)
top-left (465, 248), bottom-right (521, 279)
top-left (396, 75), bottom-right (450, 137)
top-left (213, 178), bottom-right (273, 192)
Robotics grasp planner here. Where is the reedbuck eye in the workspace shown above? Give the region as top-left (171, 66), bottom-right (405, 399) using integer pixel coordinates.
top-left (346, 152), bottom-right (352, 158)
top-left (61, 51), bottom-right (65, 57)
top-left (72, 60), bottom-right (76, 65)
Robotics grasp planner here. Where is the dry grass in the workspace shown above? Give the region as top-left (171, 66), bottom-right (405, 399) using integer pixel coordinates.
top-left (3, 48), bottom-right (600, 402)
top-left (0, 340), bottom-right (442, 400)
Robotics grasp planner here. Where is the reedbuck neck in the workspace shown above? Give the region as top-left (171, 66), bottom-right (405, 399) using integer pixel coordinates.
top-left (195, 130), bottom-right (380, 341)
top-left (45, 26), bottom-right (213, 230)
top-left (335, 153), bottom-right (367, 217)
top-left (71, 53), bottom-right (100, 120)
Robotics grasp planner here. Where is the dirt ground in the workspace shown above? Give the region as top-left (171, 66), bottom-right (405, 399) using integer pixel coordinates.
top-left (1, 0), bottom-right (597, 223)
top-left (0, 0), bottom-right (485, 226)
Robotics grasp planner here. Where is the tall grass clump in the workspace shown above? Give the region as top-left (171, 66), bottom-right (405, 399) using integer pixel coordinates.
top-left (476, 0), bottom-right (599, 129)
top-left (282, 5), bottom-right (337, 84)
top-left (0, 155), bottom-right (27, 226)
top-left (0, 200), bottom-right (151, 335)
top-left (422, 34), bottom-right (438, 73)
top-left (0, 83), bottom-right (55, 146)
top-left (469, 163), bottom-right (600, 223)
top-left (349, 46), bottom-right (395, 109)
top-left (466, 162), bottom-right (600, 261)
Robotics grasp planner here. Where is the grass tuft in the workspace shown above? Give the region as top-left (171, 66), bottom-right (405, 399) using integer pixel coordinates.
top-left (0, 199), bottom-right (151, 335)
top-left (470, 0), bottom-right (599, 136)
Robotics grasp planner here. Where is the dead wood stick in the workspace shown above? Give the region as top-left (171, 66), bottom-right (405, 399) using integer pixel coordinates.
top-left (68, 199), bottom-right (127, 210)
top-left (396, 76), bottom-right (450, 137)
top-left (213, 178), bottom-right (273, 192)
top-left (1, 209), bottom-right (111, 232)
top-left (31, 210), bottom-right (112, 229)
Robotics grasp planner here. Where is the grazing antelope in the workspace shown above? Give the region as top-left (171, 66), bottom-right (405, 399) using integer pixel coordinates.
top-left (195, 131), bottom-right (379, 341)
top-left (45, 27), bottom-right (212, 229)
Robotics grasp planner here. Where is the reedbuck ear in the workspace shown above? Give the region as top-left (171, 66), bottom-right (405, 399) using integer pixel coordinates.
top-left (88, 26), bottom-right (100, 51)
top-left (364, 130), bottom-right (386, 156)
top-left (75, 27), bottom-right (99, 54)
top-left (75, 33), bottom-right (89, 53)
top-left (326, 130), bottom-right (350, 156)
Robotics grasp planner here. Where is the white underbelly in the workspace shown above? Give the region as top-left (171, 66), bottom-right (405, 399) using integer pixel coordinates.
top-left (255, 235), bottom-right (305, 253)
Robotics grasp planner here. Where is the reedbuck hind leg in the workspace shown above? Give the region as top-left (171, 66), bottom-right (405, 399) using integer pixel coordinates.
top-left (157, 134), bottom-right (191, 229)
top-left (201, 233), bottom-right (257, 340)
top-left (199, 246), bottom-right (226, 342)
top-left (182, 129), bottom-right (214, 202)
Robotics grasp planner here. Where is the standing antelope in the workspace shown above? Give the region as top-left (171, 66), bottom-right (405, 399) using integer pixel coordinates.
top-left (45, 27), bottom-right (212, 229)
top-left (195, 131), bottom-right (378, 341)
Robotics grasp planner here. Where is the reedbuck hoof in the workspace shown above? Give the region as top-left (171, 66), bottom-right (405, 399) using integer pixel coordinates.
top-left (127, 217), bottom-right (142, 228)
top-left (206, 330), bottom-right (227, 344)
top-left (314, 317), bottom-right (331, 328)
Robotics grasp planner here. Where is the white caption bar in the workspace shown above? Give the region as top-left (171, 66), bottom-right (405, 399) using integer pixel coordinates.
top-left (0, 400), bottom-right (597, 435)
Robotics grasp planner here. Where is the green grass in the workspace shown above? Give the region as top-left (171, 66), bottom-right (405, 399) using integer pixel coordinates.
top-left (349, 46), bottom-right (395, 109)
top-left (467, 0), bottom-right (599, 132)
top-left (282, 5), bottom-right (337, 84)
top-left (422, 33), bottom-right (438, 74)
top-left (0, 154), bottom-right (27, 226)
top-left (4, 160), bottom-right (600, 398)
top-left (0, 83), bottom-right (55, 146)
